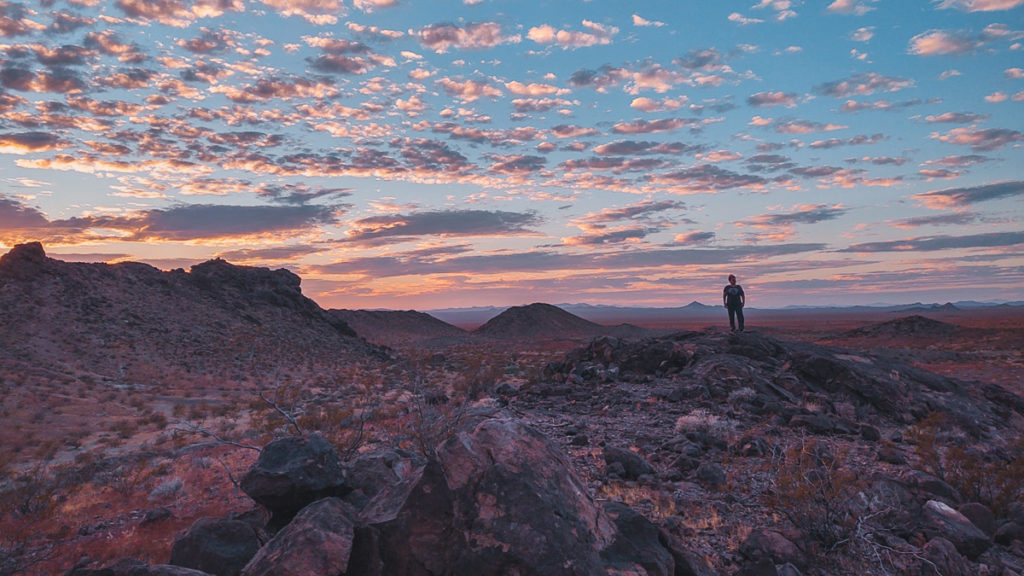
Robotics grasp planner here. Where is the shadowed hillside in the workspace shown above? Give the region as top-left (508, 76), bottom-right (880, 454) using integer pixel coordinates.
top-left (329, 308), bottom-right (469, 347)
top-left (473, 302), bottom-right (648, 341)
top-left (0, 242), bottom-right (382, 382)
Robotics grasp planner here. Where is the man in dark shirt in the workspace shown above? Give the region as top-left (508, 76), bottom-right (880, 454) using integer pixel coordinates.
top-left (723, 274), bottom-right (745, 331)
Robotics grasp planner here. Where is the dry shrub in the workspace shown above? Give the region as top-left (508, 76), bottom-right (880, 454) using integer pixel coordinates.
top-left (768, 437), bottom-right (867, 552)
top-left (909, 411), bottom-right (1024, 517)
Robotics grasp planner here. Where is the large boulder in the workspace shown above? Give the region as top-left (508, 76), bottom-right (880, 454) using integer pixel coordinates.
top-left (921, 500), bottom-right (991, 560)
top-left (242, 498), bottom-right (357, 576)
top-left (239, 434), bottom-right (350, 527)
top-left (599, 502), bottom-right (674, 576)
top-left (168, 517), bottom-right (263, 576)
top-left (347, 415), bottom-right (679, 575)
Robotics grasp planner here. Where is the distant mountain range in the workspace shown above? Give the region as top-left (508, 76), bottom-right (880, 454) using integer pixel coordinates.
top-left (429, 300), bottom-right (1024, 327)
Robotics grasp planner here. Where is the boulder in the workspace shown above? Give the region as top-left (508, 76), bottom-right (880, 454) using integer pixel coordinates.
top-left (242, 498), bottom-right (356, 576)
top-left (740, 530), bottom-right (805, 570)
top-left (994, 521), bottom-right (1024, 546)
top-left (347, 415), bottom-right (681, 575)
top-left (921, 500), bottom-right (991, 559)
top-left (958, 502), bottom-right (996, 537)
top-left (604, 445), bottom-right (656, 480)
top-left (599, 502), bottom-right (674, 576)
top-left (239, 434), bottom-right (350, 526)
top-left (168, 517), bottom-right (263, 576)
top-left (918, 537), bottom-right (972, 576)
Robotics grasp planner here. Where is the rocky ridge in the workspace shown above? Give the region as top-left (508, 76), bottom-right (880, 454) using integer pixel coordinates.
top-left (0, 242), bottom-right (382, 382)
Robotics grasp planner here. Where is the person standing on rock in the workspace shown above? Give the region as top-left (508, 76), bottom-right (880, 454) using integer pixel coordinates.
top-left (723, 274), bottom-right (745, 331)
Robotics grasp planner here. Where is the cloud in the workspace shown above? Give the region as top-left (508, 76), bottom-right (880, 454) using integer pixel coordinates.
top-left (674, 231), bottom-right (715, 245)
top-left (924, 112), bottom-right (989, 123)
top-left (908, 24), bottom-right (1020, 56)
top-left (773, 119), bottom-right (848, 134)
top-left (259, 0), bottom-right (343, 25)
top-left (115, 0), bottom-right (243, 27)
top-left (612, 118), bottom-right (696, 134)
top-left (888, 212), bottom-right (978, 228)
top-left (632, 14), bottom-right (665, 27)
top-left (486, 154), bottom-right (546, 175)
top-left (728, 12), bottom-right (764, 25)
top-left (0, 194), bottom-right (50, 230)
top-left (436, 77), bottom-right (502, 101)
top-left (935, 0), bottom-right (1024, 11)
top-left (630, 96), bottom-right (687, 112)
top-left (116, 203), bottom-right (339, 241)
top-left (809, 133), bottom-right (885, 148)
top-left (817, 72), bottom-right (915, 97)
top-left (912, 180), bottom-right (1024, 208)
top-left (931, 126), bottom-right (1024, 150)
top-left (344, 209), bottom-right (541, 243)
top-left (0, 131), bottom-right (66, 154)
top-left (922, 154), bottom-right (991, 167)
top-left (527, 20), bottom-right (618, 49)
top-left (842, 231), bottom-right (1024, 252)
top-left (0, 200), bottom-right (339, 244)
top-left (737, 204), bottom-right (847, 230)
top-left (592, 140), bottom-right (699, 156)
top-left (647, 164), bottom-right (770, 193)
top-left (851, 26), bottom-right (875, 42)
top-left (827, 0), bottom-right (878, 14)
top-left (747, 91), bottom-right (798, 107)
top-left (417, 22), bottom-right (519, 53)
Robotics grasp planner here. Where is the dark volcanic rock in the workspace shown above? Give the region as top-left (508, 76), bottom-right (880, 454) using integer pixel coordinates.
top-left (239, 434), bottom-right (351, 527)
top-left (600, 502), bottom-right (674, 576)
top-left (921, 500), bottom-right (991, 560)
top-left (604, 445), bottom-right (656, 480)
top-left (169, 517), bottom-right (263, 576)
top-left (354, 415), bottom-right (618, 575)
top-left (241, 497), bottom-right (357, 576)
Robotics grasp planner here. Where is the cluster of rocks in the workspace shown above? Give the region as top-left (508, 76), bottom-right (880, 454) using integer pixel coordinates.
top-left (69, 413), bottom-right (714, 576)
top-left (533, 329), bottom-right (1024, 575)
top-left (546, 330), bottom-right (1022, 430)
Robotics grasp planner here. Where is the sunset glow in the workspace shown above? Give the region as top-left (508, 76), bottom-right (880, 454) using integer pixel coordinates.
top-left (1, 0), bottom-right (1022, 309)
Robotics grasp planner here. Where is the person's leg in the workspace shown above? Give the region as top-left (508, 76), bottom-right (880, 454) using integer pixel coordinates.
top-left (728, 307), bottom-right (736, 330)
top-left (737, 307), bottom-right (744, 331)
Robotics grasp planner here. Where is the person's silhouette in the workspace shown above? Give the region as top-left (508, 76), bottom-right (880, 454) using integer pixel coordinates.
top-left (723, 274), bottom-right (745, 331)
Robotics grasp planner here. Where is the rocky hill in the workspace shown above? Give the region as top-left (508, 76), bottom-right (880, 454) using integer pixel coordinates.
top-left (328, 308), bottom-right (468, 348)
top-left (0, 242), bottom-right (382, 384)
top-left (845, 314), bottom-right (960, 338)
top-left (67, 328), bottom-right (1024, 576)
top-left (473, 302), bottom-right (646, 341)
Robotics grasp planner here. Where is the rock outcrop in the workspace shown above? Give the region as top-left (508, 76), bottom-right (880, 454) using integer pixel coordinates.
top-left (84, 413), bottom-right (697, 576)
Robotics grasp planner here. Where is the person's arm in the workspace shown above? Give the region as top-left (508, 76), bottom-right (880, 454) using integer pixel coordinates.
top-left (723, 287), bottom-right (728, 307)
top-left (740, 288), bottom-right (745, 307)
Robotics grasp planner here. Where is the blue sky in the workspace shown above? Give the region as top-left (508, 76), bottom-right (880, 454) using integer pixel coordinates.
top-left (0, 0), bottom-right (1022, 309)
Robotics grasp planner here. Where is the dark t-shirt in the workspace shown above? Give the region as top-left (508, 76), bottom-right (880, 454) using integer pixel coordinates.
top-left (724, 284), bottom-right (744, 307)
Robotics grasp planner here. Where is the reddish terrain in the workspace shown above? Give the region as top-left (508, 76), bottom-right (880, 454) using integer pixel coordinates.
top-left (1, 243), bottom-right (1022, 575)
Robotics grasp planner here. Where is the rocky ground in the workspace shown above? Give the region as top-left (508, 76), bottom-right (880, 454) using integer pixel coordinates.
top-left (2, 243), bottom-right (1023, 575)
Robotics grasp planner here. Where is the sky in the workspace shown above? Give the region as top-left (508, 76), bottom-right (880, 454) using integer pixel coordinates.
top-left (0, 0), bottom-right (1022, 310)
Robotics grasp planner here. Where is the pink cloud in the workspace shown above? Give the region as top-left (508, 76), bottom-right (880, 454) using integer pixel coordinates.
top-left (417, 22), bottom-right (519, 53)
top-left (527, 20), bottom-right (618, 49)
top-left (436, 77), bottom-right (502, 102)
top-left (931, 126), bottom-right (1024, 150)
top-left (747, 91), bottom-right (798, 107)
top-left (935, 0), bottom-right (1024, 11)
